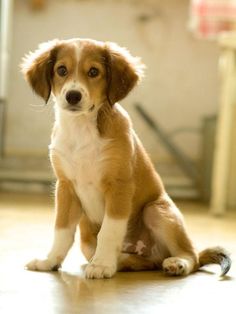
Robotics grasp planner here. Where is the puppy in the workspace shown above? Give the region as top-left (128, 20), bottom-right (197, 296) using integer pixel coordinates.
top-left (21, 38), bottom-right (231, 279)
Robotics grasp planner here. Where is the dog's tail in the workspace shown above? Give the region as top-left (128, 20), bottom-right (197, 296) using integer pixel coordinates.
top-left (199, 246), bottom-right (231, 276)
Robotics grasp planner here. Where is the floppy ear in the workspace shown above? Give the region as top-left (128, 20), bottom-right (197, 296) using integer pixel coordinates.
top-left (104, 42), bottom-right (145, 105)
top-left (21, 40), bottom-right (59, 103)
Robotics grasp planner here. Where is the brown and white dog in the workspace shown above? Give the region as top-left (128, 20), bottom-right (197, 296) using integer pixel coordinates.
top-left (21, 38), bottom-right (231, 279)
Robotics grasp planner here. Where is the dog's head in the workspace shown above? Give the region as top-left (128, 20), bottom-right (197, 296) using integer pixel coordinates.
top-left (21, 38), bottom-right (144, 114)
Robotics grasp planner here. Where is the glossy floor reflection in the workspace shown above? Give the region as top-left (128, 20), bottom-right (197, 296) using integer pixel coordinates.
top-left (0, 193), bottom-right (235, 313)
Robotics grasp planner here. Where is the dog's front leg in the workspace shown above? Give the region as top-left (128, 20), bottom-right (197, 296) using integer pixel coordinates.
top-left (85, 183), bottom-right (132, 279)
top-left (26, 180), bottom-right (81, 271)
top-left (85, 215), bottom-right (128, 279)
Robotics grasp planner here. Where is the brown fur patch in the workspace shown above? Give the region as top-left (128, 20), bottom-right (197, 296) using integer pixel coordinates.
top-left (103, 43), bottom-right (143, 105)
top-left (118, 254), bottom-right (157, 271)
top-left (21, 40), bottom-right (60, 102)
top-left (50, 152), bottom-right (81, 229)
top-left (79, 213), bottom-right (99, 261)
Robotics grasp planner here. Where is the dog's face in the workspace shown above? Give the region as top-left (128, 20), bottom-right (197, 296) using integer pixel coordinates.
top-left (22, 38), bottom-right (144, 114)
top-left (51, 39), bottom-right (108, 114)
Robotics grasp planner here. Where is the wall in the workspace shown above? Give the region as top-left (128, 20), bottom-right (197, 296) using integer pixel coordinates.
top-left (228, 106), bottom-right (236, 208)
top-left (6, 0), bottom-right (220, 163)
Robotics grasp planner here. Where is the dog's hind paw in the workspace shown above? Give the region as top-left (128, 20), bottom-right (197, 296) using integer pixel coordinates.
top-left (162, 257), bottom-right (188, 276)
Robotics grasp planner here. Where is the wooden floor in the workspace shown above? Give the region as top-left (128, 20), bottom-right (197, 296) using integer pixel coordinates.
top-left (0, 192), bottom-right (235, 313)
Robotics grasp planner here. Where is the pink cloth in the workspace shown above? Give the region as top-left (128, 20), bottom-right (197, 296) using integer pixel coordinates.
top-left (189, 0), bottom-right (236, 39)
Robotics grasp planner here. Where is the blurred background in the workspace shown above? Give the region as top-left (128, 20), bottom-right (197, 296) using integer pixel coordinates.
top-left (0, 0), bottom-right (236, 214)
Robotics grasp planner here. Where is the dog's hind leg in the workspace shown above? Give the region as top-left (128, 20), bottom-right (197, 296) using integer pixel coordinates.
top-left (143, 194), bottom-right (199, 276)
top-left (79, 213), bottom-right (97, 262)
top-left (117, 253), bottom-right (158, 272)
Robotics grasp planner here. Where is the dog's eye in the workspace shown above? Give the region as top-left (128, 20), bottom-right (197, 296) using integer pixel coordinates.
top-left (88, 67), bottom-right (99, 78)
top-left (57, 65), bottom-right (68, 77)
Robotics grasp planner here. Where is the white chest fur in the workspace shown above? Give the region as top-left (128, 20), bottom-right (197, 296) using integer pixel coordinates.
top-left (50, 111), bottom-right (109, 224)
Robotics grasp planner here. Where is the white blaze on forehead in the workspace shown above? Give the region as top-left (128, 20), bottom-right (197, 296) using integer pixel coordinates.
top-left (73, 39), bottom-right (84, 64)
top-left (60, 40), bottom-right (88, 96)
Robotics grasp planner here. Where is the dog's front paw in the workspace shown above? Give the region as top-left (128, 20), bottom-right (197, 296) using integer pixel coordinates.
top-left (25, 258), bottom-right (60, 272)
top-left (162, 257), bottom-right (187, 276)
top-left (85, 262), bottom-right (116, 279)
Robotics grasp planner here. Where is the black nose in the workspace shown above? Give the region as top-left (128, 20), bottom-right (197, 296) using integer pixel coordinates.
top-left (66, 90), bottom-right (82, 105)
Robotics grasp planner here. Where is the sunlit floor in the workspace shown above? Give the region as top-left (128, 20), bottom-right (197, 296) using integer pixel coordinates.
top-left (0, 192), bottom-right (235, 313)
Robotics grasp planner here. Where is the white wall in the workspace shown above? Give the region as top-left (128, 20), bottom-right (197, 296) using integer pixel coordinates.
top-left (6, 0), bottom-right (220, 162)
